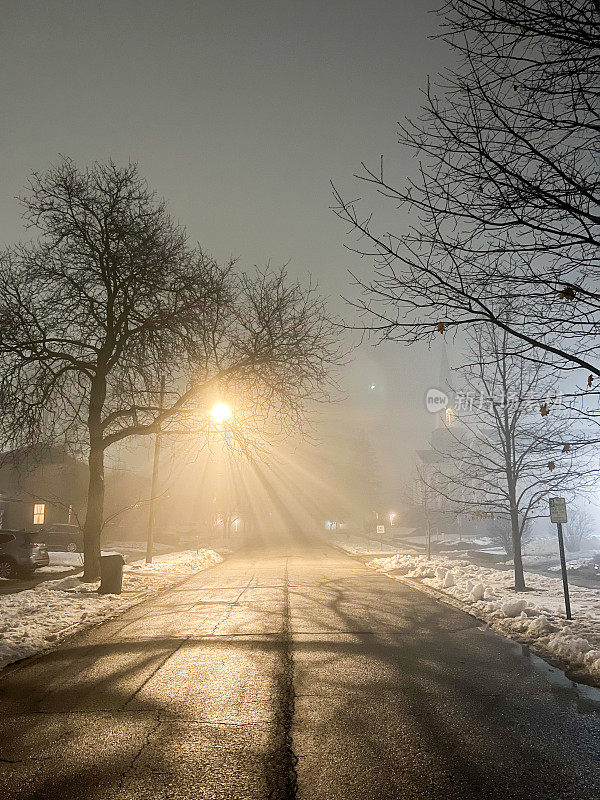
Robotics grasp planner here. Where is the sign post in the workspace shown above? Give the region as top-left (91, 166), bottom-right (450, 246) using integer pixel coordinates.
top-left (549, 497), bottom-right (572, 620)
top-left (376, 524), bottom-right (385, 551)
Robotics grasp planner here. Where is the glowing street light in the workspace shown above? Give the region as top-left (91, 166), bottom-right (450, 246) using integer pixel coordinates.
top-left (210, 402), bottom-right (232, 425)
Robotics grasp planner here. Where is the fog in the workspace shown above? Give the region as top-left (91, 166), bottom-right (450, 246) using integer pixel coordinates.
top-left (0, 0), bottom-right (451, 519)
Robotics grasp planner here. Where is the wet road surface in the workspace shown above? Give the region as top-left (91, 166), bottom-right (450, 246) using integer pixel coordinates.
top-left (1, 542), bottom-right (599, 799)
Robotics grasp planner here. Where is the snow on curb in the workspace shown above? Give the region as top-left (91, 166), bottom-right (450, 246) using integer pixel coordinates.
top-left (364, 552), bottom-right (600, 685)
top-left (0, 549), bottom-right (223, 671)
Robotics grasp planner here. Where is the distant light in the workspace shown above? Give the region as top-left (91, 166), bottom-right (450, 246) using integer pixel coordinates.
top-left (369, 384), bottom-right (376, 390)
top-left (210, 402), bottom-right (232, 424)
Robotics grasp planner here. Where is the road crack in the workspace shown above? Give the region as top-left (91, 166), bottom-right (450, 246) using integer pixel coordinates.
top-left (116, 716), bottom-right (163, 791)
top-left (208, 573), bottom-right (256, 636)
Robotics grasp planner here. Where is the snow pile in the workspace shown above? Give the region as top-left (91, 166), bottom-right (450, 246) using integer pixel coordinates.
top-left (125, 549), bottom-right (222, 576)
top-left (0, 549), bottom-right (223, 671)
top-left (0, 586), bottom-right (118, 669)
top-left (331, 540), bottom-right (398, 556)
top-left (120, 549), bottom-right (223, 596)
top-left (35, 565), bottom-right (78, 574)
top-left (367, 552), bottom-right (600, 684)
top-left (48, 551), bottom-right (85, 567)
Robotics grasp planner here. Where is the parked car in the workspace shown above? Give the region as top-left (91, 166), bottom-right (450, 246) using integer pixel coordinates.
top-left (0, 530), bottom-right (49, 578)
top-left (38, 523), bottom-right (83, 553)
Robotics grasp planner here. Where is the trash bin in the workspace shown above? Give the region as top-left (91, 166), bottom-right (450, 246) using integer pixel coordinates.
top-left (99, 553), bottom-right (125, 594)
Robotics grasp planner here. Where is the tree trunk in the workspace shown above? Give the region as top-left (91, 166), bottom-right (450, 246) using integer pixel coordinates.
top-left (499, 345), bottom-right (526, 592)
top-left (83, 442), bottom-right (104, 580)
top-left (509, 491), bottom-right (526, 591)
top-left (83, 375), bottom-right (107, 581)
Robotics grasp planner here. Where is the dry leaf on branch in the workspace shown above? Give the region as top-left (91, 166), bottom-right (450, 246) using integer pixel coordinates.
top-left (558, 286), bottom-right (575, 301)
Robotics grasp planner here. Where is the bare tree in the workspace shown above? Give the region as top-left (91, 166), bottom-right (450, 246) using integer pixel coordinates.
top-left (334, 1), bottom-right (600, 385)
top-left (563, 505), bottom-right (596, 552)
top-left (487, 518), bottom-right (532, 560)
top-left (0, 159), bottom-right (340, 579)
top-left (420, 325), bottom-right (593, 590)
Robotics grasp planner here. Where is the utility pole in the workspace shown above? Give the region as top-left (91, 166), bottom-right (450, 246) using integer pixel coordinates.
top-left (146, 376), bottom-right (165, 564)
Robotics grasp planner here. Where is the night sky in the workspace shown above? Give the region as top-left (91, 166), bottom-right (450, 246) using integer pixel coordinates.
top-left (0, 0), bottom-right (451, 495)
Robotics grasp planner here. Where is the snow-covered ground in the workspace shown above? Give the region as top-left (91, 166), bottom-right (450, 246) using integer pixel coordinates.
top-left (547, 557), bottom-right (600, 574)
top-left (35, 551), bottom-right (85, 572)
top-left (525, 535), bottom-right (600, 555)
top-left (363, 551), bottom-right (600, 686)
top-left (335, 533), bottom-right (600, 569)
top-left (0, 549), bottom-right (223, 671)
top-left (48, 550), bottom-right (85, 566)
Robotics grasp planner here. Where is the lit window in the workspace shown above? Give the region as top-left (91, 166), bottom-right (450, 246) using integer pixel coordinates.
top-left (33, 503), bottom-right (46, 525)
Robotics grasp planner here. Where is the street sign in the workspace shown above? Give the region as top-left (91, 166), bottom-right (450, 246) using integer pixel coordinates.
top-left (549, 497), bottom-right (567, 524)
top-left (549, 497), bottom-right (572, 619)
top-left (376, 525), bottom-right (385, 535)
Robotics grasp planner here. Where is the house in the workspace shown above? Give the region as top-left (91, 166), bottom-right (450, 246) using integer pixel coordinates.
top-left (0, 446), bottom-right (88, 531)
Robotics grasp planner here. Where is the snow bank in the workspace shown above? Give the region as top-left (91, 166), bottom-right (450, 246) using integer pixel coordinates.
top-left (331, 540), bottom-right (398, 557)
top-left (0, 549), bottom-right (223, 671)
top-left (366, 552), bottom-right (600, 685)
top-left (48, 551), bottom-right (85, 567)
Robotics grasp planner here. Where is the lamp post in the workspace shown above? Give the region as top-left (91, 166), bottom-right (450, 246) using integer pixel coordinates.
top-left (145, 376), bottom-right (165, 564)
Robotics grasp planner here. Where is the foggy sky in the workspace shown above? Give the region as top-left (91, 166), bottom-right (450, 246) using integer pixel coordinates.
top-left (0, 0), bottom-right (450, 497)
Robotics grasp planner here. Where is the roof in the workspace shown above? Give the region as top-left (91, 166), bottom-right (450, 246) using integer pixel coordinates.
top-left (0, 445), bottom-right (82, 470)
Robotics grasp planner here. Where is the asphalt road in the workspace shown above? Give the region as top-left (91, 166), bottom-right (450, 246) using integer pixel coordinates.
top-left (1, 540), bottom-right (600, 799)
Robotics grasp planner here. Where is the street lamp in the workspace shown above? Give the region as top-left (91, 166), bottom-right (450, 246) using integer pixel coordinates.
top-left (210, 402), bottom-right (232, 425)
